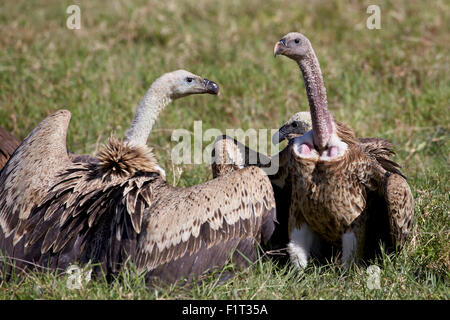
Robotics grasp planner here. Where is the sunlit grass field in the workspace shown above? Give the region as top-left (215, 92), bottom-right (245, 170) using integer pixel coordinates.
top-left (0, 0), bottom-right (448, 299)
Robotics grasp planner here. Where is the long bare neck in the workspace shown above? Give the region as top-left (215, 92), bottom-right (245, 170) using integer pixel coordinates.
top-left (297, 49), bottom-right (333, 149)
top-left (124, 85), bottom-right (172, 146)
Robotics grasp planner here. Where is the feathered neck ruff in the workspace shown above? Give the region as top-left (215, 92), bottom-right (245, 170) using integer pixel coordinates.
top-left (97, 136), bottom-right (160, 179)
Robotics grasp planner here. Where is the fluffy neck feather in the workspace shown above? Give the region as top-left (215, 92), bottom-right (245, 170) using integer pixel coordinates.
top-left (97, 136), bottom-right (160, 179)
top-left (297, 49), bottom-right (333, 149)
top-left (125, 82), bottom-right (172, 146)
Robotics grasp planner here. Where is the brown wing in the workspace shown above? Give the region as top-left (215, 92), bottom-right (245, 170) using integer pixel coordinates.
top-left (211, 135), bottom-right (291, 253)
top-left (359, 137), bottom-right (405, 178)
top-left (1, 134), bottom-right (163, 275)
top-left (12, 163), bottom-right (162, 274)
top-left (359, 136), bottom-right (413, 247)
top-left (136, 166), bottom-right (276, 284)
top-left (0, 111), bottom-right (74, 275)
top-left (0, 121), bottom-right (95, 170)
top-left (363, 142), bottom-right (414, 257)
top-left (0, 126), bottom-right (20, 170)
top-left (382, 173), bottom-right (414, 247)
top-left (0, 110), bottom-right (72, 239)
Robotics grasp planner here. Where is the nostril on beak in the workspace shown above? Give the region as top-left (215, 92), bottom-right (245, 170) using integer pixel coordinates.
top-left (280, 38), bottom-right (287, 46)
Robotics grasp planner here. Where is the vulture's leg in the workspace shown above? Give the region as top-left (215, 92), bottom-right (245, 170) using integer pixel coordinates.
top-left (287, 223), bottom-right (319, 268)
top-left (341, 213), bottom-right (367, 268)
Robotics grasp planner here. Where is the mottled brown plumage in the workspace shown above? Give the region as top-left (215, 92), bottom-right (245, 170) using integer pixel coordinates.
top-left (211, 113), bottom-right (410, 261)
top-left (273, 32), bottom-right (414, 267)
top-left (211, 134), bottom-right (304, 256)
top-left (0, 124), bottom-right (98, 169)
top-left (0, 120), bottom-right (275, 282)
top-left (0, 70), bottom-right (275, 284)
top-left (0, 126), bottom-right (20, 170)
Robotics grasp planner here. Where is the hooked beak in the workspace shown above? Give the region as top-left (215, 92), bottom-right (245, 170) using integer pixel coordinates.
top-left (272, 125), bottom-right (310, 145)
top-left (204, 78), bottom-right (219, 95)
top-left (272, 129), bottom-right (284, 145)
top-left (273, 38), bottom-right (287, 57)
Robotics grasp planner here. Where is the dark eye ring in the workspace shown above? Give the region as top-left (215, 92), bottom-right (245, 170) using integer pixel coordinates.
top-left (294, 38), bottom-right (300, 44)
top-left (292, 122), bottom-right (298, 127)
top-left (186, 77), bottom-right (193, 83)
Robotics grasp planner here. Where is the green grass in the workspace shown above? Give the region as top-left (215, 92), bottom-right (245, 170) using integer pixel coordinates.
top-left (0, 0), bottom-right (448, 299)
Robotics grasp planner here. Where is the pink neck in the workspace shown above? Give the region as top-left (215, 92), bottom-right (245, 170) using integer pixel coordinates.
top-left (297, 49), bottom-right (333, 150)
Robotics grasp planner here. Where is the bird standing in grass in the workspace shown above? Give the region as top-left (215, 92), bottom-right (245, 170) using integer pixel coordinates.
top-left (273, 32), bottom-right (414, 268)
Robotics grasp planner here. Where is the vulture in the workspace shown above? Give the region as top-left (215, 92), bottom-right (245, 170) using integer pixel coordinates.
top-left (271, 112), bottom-right (313, 145)
top-left (212, 109), bottom-right (409, 264)
top-left (0, 126), bottom-right (20, 170)
top-left (273, 32), bottom-right (414, 267)
top-left (211, 111), bottom-right (313, 257)
top-left (0, 70), bottom-right (276, 284)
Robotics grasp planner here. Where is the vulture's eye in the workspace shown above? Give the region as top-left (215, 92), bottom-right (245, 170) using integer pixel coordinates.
top-left (292, 122), bottom-right (298, 127)
top-left (186, 77), bottom-right (193, 83)
top-left (294, 38), bottom-right (300, 44)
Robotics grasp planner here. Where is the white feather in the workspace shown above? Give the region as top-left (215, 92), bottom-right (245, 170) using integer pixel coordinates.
top-left (287, 224), bottom-right (315, 268)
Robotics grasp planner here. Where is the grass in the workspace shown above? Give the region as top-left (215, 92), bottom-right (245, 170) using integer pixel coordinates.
top-left (0, 0), bottom-right (448, 299)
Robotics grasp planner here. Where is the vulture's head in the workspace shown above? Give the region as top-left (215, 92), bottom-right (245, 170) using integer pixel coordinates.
top-left (273, 32), bottom-right (312, 61)
top-left (157, 70), bottom-right (219, 99)
top-left (272, 112), bottom-right (312, 144)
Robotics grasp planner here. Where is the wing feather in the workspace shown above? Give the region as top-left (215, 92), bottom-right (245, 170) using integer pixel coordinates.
top-left (360, 138), bottom-right (405, 179)
top-left (2, 146), bottom-right (161, 274)
top-left (0, 110), bottom-right (72, 239)
top-left (137, 166), bottom-right (276, 282)
top-left (211, 135), bottom-right (291, 252)
top-left (383, 173), bottom-right (414, 246)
